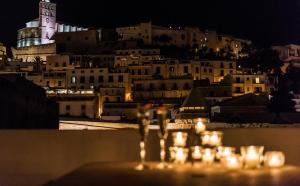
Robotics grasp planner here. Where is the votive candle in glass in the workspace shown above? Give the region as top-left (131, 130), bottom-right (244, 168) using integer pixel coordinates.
top-left (201, 131), bottom-right (223, 147)
top-left (191, 146), bottom-right (202, 160)
top-left (216, 146), bottom-right (236, 160)
top-left (201, 148), bottom-right (216, 165)
top-left (241, 146), bottom-right (264, 169)
top-left (174, 148), bottom-right (189, 164)
top-left (169, 146), bottom-right (178, 162)
top-left (222, 154), bottom-right (243, 170)
top-left (264, 151), bottom-right (285, 168)
top-left (172, 132), bottom-right (188, 147)
top-left (195, 118), bottom-right (206, 134)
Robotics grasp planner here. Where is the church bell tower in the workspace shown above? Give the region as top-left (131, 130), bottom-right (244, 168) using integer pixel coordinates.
top-left (39, 0), bottom-right (56, 44)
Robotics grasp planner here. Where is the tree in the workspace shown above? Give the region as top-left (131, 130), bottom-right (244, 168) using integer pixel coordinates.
top-left (268, 73), bottom-right (296, 117)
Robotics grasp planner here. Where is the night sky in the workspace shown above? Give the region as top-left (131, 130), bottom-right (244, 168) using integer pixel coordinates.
top-left (0, 0), bottom-right (299, 48)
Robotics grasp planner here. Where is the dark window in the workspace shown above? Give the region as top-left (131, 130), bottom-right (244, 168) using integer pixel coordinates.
top-left (98, 76), bottom-right (104, 83)
top-left (63, 62), bottom-right (66, 67)
top-left (108, 76), bottom-right (114, 83)
top-left (220, 62), bottom-right (224, 68)
top-left (169, 67), bottom-right (175, 72)
top-left (220, 70), bottom-right (224, 76)
top-left (80, 76), bottom-right (85, 83)
top-left (118, 75), bottom-right (123, 82)
top-left (229, 63), bottom-right (233, 69)
top-left (55, 63), bottom-right (59, 67)
top-left (81, 105), bottom-right (86, 110)
top-left (184, 66), bottom-right (189, 73)
top-left (195, 67), bottom-right (199, 74)
top-left (66, 105), bottom-right (70, 111)
top-left (58, 81), bottom-right (62, 86)
top-left (160, 83), bottom-right (166, 90)
top-left (156, 67), bottom-right (161, 74)
top-left (138, 69), bottom-right (142, 75)
top-left (236, 77), bottom-right (241, 83)
top-left (89, 76), bottom-right (94, 83)
top-left (209, 69), bottom-right (213, 73)
top-left (145, 69), bottom-right (149, 75)
top-left (204, 68), bottom-right (207, 73)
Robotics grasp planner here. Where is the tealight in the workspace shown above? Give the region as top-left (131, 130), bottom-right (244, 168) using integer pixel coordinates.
top-left (195, 118), bottom-right (206, 134)
top-left (172, 132), bottom-right (188, 147)
top-left (174, 148), bottom-right (189, 164)
top-left (222, 154), bottom-right (243, 170)
top-left (201, 131), bottom-right (223, 147)
top-left (191, 146), bottom-right (202, 160)
top-left (216, 146), bottom-right (236, 160)
top-left (241, 146), bottom-right (264, 169)
top-left (201, 148), bottom-right (216, 165)
top-left (264, 151), bottom-right (285, 168)
top-left (169, 147), bottom-right (178, 162)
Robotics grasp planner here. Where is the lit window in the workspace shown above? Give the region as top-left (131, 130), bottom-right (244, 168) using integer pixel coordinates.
top-left (255, 78), bottom-right (260, 84)
top-left (71, 76), bottom-right (76, 84)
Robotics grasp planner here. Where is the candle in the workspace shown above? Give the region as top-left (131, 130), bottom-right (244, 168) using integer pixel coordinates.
top-left (195, 119), bottom-right (206, 134)
top-left (264, 151), bottom-right (285, 168)
top-left (201, 131), bottom-right (223, 147)
top-left (169, 147), bottom-right (177, 162)
top-left (201, 148), bottom-right (216, 165)
top-left (241, 146), bottom-right (264, 169)
top-left (222, 154), bottom-right (243, 170)
top-left (172, 132), bottom-right (188, 147)
top-left (191, 146), bottom-right (202, 160)
top-left (216, 146), bottom-right (236, 160)
top-left (174, 148), bottom-right (189, 164)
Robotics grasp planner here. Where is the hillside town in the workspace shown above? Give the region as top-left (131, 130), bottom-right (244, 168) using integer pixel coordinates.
top-left (1, 0), bottom-right (300, 127)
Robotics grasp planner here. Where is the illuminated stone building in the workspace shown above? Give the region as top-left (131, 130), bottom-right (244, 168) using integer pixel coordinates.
top-left (231, 73), bottom-right (268, 97)
top-left (17, 0), bottom-right (86, 48)
top-left (0, 43), bottom-right (7, 66)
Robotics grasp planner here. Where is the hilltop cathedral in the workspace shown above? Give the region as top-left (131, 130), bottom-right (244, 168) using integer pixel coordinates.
top-left (17, 0), bottom-right (86, 48)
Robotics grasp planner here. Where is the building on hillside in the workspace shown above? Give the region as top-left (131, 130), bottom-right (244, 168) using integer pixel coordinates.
top-left (48, 90), bottom-right (100, 119)
top-left (179, 88), bottom-right (210, 119)
top-left (116, 22), bottom-right (251, 55)
top-left (231, 73), bottom-right (268, 97)
top-left (272, 44), bottom-right (300, 72)
top-left (17, 0), bottom-right (86, 48)
top-left (133, 78), bottom-right (193, 101)
top-left (211, 94), bottom-right (271, 123)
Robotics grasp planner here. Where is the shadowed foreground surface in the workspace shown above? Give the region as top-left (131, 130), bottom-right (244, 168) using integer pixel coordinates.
top-left (46, 162), bottom-right (300, 186)
top-left (1, 128), bottom-right (300, 186)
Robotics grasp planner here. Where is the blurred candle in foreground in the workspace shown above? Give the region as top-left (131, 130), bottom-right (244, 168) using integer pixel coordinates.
top-left (222, 154), bottom-right (243, 170)
top-left (201, 131), bottom-right (223, 147)
top-left (172, 132), bottom-right (188, 147)
top-left (195, 118), bottom-right (206, 134)
top-left (217, 146), bottom-right (236, 160)
top-left (264, 151), bottom-right (285, 168)
top-left (201, 148), bottom-right (216, 165)
top-left (241, 146), bottom-right (264, 169)
top-left (191, 146), bottom-right (202, 160)
top-left (174, 148), bottom-right (189, 164)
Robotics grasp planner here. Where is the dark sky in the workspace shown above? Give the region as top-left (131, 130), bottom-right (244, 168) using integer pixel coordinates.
top-left (0, 0), bottom-right (299, 48)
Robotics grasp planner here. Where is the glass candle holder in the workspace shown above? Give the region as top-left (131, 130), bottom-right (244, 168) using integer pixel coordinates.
top-left (201, 148), bottom-right (216, 165)
top-left (169, 146), bottom-right (178, 162)
top-left (241, 146), bottom-right (264, 169)
top-left (191, 146), bottom-right (202, 160)
top-left (201, 131), bottom-right (223, 147)
top-left (174, 148), bottom-right (189, 164)
top-left (221, 154), bottom-right (243, 170)
top-left (216, 146), bottom-right (236, 160)
top-left (264, 151), bottom-right (285, 168)
top-left (195, 118), bottom-right (206, 134)
top-left (172, 132), bottom-right (188, 147)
